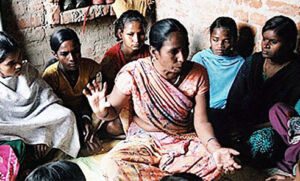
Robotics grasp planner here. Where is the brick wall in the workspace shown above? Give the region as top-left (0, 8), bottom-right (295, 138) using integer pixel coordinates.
top-left (1, 0), bottom-right (116, 71)
top-left (156, 0), bottom-right (300, 59)
top-left (1, 0), bottom-right (299, 71)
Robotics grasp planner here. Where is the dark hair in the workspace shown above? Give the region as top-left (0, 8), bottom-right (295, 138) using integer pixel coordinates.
top-left (209, 17), bottom-right (238, 42)
top-left (262, 15), bottom-right (298, 52)
top-left (160, 173), bottom-right (203, 181)
top-left (114, 10), bottom-right (148, 41)
top-left (0, 32), bottom-right (20, 63)
top-left (50, 28), bottom-right (80, 53)
top-left (149, 18), bottom-right (189, 51)
top-left (25, 161), bottom-right (86, 181)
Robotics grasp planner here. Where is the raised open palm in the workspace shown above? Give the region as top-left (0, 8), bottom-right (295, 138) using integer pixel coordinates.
top-left (83, 77), bottom-right (107, 115)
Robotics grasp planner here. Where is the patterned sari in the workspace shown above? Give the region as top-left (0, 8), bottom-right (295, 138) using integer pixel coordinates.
top-left (99, 57), bottom-right (221, 181)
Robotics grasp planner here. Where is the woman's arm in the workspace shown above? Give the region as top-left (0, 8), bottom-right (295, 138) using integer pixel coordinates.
top-left (194, 92), bottom-right (241, 172)
top-left (83, 80), bottom-right (130, 121)
top-left (193, 92), bottom-right (221, 153)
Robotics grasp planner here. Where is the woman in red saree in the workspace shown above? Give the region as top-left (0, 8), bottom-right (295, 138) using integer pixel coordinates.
top-left (84, 18), bottom-right (241, 180)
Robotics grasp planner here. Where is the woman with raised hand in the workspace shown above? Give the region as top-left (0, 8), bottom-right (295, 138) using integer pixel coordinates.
top-left (84, 18), bottom-right (241, 180)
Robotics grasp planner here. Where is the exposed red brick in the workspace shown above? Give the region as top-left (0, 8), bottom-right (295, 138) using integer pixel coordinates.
top-left (29, 2), bottom-right (44, 12)
top-left (234, 10), bottom-right (249, 22)
top-left (83, 47), bottom-right (94, 57)
top-left (49, 6), bottom-right (61, 25)
top-left (248, 0), bottom-right (262, 8)
top-left (17, 16), bottom-right (44, 29)
top-left (31, 15), bottom-right (44, 27)
top-left (17, 18), bottom-right (28, 29)
top-left (12, 1), bottom-right (27, 16)
top-left (266, 0), bottom-right (300, 16)
top-left (249, 13), bottom-right (267, 26)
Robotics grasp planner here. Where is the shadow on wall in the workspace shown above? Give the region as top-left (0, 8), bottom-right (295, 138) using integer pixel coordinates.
top-left (237, 24), bottom-right (256, 59)
top-left (1, 1), bottom-right (26, 55)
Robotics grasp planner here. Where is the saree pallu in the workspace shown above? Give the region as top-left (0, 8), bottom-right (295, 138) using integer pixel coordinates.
top-left (115, 57), bottom-right (208, 135)
top-left (99, 123), bottom-right (221, 181)
top-left (98, 58), bottom-right (220, 180)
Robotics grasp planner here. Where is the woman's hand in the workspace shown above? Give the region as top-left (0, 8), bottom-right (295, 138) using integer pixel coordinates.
top-left (83, 79), bottom-right (107, 116)
top-left (82, 118), bottom-right (96, 143)
top-left (79, 135), bottom-right (103, 157)
top-left (212, 147), bottom-right (241, 174)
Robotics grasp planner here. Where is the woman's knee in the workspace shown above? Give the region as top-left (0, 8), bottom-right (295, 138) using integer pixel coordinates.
top-left (269, 102), bottom-right (295, 127)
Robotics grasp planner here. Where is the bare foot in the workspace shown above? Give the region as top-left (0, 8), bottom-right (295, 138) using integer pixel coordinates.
top-left (79, 136), bottom-right (103, 157)
top-left (34, 144), bottom-right (49, 159)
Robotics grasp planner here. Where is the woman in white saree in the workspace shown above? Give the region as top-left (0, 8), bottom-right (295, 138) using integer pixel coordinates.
top-left (0, 32), bottom-right (80, 165)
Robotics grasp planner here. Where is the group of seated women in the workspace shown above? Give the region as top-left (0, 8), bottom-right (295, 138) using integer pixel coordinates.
top-left (0, 8), bottom-right (299, 181)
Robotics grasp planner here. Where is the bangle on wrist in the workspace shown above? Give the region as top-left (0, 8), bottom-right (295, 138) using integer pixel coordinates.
top-left (205, 137), bottom-right (217, 147)
top-left (82, 114), bottom-right (92, 122)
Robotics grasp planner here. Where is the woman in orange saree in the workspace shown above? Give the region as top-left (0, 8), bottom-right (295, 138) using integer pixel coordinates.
top-left (84, 18), bottom-right (241, 181)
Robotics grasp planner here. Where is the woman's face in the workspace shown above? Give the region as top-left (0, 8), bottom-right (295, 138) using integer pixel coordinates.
top-left (120, 20), bottom-right (146, 53)
top-left (151, 31), bottom-right (189, 80)
top-left (210, 28), bottom-right (233, 56)
top-left (54, 40), bottom-right (81, 71)
top-left (261, 30), bottom-right (287, 61)
top-left (0, 51), bottom-right (22, 78)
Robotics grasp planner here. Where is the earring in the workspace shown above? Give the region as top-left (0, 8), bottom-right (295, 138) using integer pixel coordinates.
top-left (151, 57), bottom-right (156, 64)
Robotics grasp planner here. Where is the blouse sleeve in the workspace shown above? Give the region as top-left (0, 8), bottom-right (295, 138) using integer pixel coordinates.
top-left (196, 65), bottom-right (209, 95)
top-left (114, 66), bottom-right (134, 96)
top-left (42, 68), bottom-right (59, 93)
